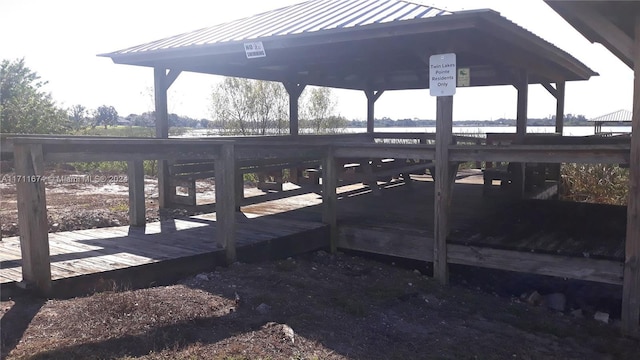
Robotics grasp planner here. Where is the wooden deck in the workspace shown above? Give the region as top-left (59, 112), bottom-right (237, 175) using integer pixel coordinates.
top-left (335, 171), bottom-right (625, 285)
top-left (0, 201), bottom-right (328, 297)
top-left (0, 170), bottom-right (626, 296)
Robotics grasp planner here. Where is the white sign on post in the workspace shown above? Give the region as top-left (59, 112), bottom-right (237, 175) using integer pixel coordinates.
top-left (244, 41), bottom-right (266, 59)
top-left (429, 53), bottom-right (456, 96)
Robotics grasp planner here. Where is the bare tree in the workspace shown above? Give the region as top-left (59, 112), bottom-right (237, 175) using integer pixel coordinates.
top-left (301, 86), bottom-right (346, 134)
top-left (210, 78), bottom-right (288, 135)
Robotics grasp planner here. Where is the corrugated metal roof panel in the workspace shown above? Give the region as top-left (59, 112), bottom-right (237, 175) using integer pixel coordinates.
top-left (591, 109), bottom-right (633, 122)
top-left (110, 0), bottom-right (451, 55)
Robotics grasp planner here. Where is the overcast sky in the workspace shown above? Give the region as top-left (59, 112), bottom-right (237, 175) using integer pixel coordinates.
top-left (1, 0), bottom-right (633, 121)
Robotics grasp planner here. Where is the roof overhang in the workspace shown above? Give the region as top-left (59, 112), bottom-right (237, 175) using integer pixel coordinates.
top-left (101, 5), bottom-right (596, 91)
top-left (545, 0), bottom-right (638, 68)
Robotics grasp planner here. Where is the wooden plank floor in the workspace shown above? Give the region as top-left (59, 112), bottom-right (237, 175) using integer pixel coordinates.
top-left (333, 171), bottom-right (625, 261)
top-left (0, 208), bottom-right (327, 288)
top-left (1, 170), bottom-right (627, 292)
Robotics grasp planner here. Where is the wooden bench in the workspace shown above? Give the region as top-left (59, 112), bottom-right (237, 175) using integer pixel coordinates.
top-left (168, 158), bottom-right (321, 207)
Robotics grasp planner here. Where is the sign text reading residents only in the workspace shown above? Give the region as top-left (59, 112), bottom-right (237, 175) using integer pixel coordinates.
top-left (429, 53), bottom-right (456, 96)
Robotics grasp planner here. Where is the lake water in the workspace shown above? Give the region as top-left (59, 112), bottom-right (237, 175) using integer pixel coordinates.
top-left (343, 126), bottom-right (632, 137)
top-left (183, 126), bottom-right (631, 138)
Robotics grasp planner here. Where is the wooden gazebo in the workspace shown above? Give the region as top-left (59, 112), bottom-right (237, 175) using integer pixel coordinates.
top-left (547, 0), bottom-right (640, 337)
top-left (89, 0), bottom-right (633, 337)
top-left (7, 0), bottom-right (637, 338)
top-left (100, 0), bottom-right (595, 207)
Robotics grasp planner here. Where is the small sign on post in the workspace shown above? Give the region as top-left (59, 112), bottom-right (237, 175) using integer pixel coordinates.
top-left (457, 68), bottom-right (470, 87)
top-left (244, 41), bottom-right (266, 59)
top-left (429, 53), bottom-right (456, 96)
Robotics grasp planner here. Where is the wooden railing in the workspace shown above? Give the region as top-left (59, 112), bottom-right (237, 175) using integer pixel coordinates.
top-left (9, 137), bottom-right (237, 295)
top-left (4, 133), bottom-right (632, 298)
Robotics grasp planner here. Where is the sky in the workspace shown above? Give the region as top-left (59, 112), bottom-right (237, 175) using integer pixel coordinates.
top-left (0, 0), bottom-right (633, 122)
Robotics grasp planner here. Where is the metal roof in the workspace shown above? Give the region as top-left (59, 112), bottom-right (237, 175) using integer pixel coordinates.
top-left (112, 0), bottom-right (451, 55)
top-left (101, 0), bottom-right (596, 91)
top-left (590, 109), bottom-right (633, 123)
top-left (545, 0), bottom-right (639, 68)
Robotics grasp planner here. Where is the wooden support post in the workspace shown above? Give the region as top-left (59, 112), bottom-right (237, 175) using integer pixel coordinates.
top-left (555, 81), bottom-right (566, 135)
top-left (622, 15), bottom-right (640, 337)
top-left (215, 143), bottom-right (237, 264)
top-left (127, 160), bottom-right (145, 226)
top-left (322, 147), bottom-right (338, 253)
top-left (155, 67), bottom-right (171, 209)
top-left (235, 167), bottom-right (244, 211)
top-left (365, 89), bottom-right (385, 133)
top-left (285, 82), bottom-right (306, 182)
top-left (512, 71), bottom-right (529, 198)
top-left (516, 71), bottom-right (528, 139)
top-left (434, 96), bottom-right (454, 285)
top-left (14, 143), bottom-right (51, 295)
top-left (284, 82), bottom-right (305, 136)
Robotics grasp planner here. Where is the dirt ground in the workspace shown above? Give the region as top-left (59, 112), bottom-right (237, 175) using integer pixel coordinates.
top-left (0, 168), bottom-right (215, 238)
top-left (1, 168), bottom-right (638, 359)
top-left (1, 252), bottom-right (638, 359)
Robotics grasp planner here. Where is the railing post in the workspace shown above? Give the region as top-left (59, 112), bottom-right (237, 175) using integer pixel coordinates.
top-left (127, 160), bottom-right (145, 226)
top-left (322, 147), bottom-right (338, 253)
top-left (14, 143), bottom-right (52, 295)
top-left (621, 13), bottom-right (640, 338)
top-left (215, 143), bottom-right (237, 264)
top-left (434, 95), bottom-right (454, 285)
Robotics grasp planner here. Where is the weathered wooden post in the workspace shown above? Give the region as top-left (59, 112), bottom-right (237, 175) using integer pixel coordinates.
top-left (284, 82), bottom-right (305, 136)
top-left (322, 146), bottom-right (338, 253)
top-left (365, 89), bottom-right (385, 133)
top-left (622, 14), bottom-right (640, 337)
top-left (430, 53), bottom-right (457, 285)
top-left (284, 81), bottom-right (306, 182)
top-left (434, 95), bottom-right (454, 284)
top-left (512, 70), bottom-right (529, 198)
top-left (555, 81), bottom-right (566, 135)
top-left (127, 160), bottom-right (145, 226)
top-left (14, 142), bottom-right (52, 295)
top-left (153, 68), bottom-right (181, 209)
top-left (215, 143), bottom-right (237, 264)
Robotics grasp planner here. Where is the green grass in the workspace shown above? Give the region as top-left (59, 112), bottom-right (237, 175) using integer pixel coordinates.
top-left (70, 160), bottom-right (158, 177)
top-left (74, 125), bottom-right (188, 137)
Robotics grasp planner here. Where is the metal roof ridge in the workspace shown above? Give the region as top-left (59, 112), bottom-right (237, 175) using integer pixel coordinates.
top-left (99, 0), bottom-right (450, 57)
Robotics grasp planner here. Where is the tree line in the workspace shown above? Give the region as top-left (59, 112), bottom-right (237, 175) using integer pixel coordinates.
top-left (1, 58), bottom-right (346, 135)
top-left (2, 58), bottom-right (594, 136)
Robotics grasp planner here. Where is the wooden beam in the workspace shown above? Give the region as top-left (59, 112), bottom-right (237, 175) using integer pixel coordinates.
top-left (566, 3), bottom-right (634, 68)
top-left (555, 81), bottom-right (566, 134)
top-left (165, 69), bottom-right (182, 89)
top-left (621, 14), bottom-right (640, 338)
top-left (449, 144), bottom-right (630, 165)
top-left (541, 82), bottom-right (557, 98)
top-left (365, 89), bottom-right (385, 133)
top-left (434, 95), bottom-right (454, 285)
top-left (215, 143), bottom-right (237, 264)
top-left (14, 143), bottom-right (52, 295)
top-left (284, 82), bottom-right (305, 136)
top-left (448, 245), bottom-right (622, 285)
top-left (127, 160), bottom-right (145, 227)
top-left (322, 147), bottom-right (338, 253)
top-left (338, 225), bottom-right (624, 285)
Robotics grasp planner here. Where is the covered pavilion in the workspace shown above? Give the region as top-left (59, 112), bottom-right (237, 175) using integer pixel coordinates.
top-left (100, 0), bottom-right (638, 335)
top-left (9, 0), bottom-right (636, 337)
